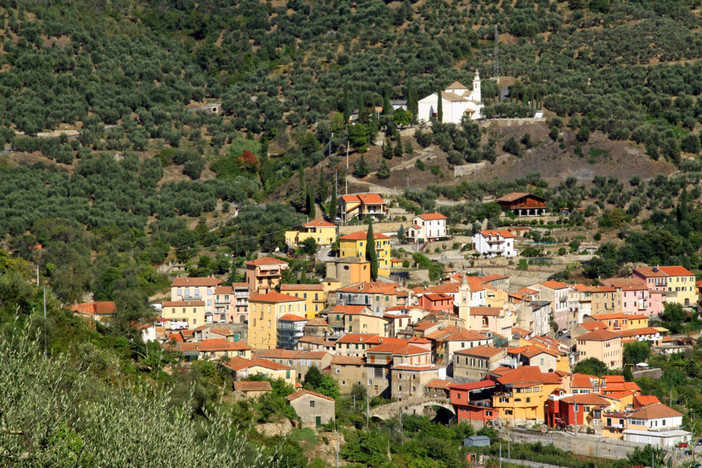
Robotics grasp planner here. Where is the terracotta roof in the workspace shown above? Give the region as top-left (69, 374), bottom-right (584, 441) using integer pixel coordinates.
top-left (303, 219), bottom-right (336, 228)
top-left (225, 356), bottom-right (256, 371)
top-left (367, 343), bottom-right (428, 355)
top-left (391, 365), bottom-right (437, 371)
top-left (287, 389), bottom-right (335, 402)
top-left (511, 328), bottom-right (531, 338)
top-left (446, 81), bottom-right (467, 90)
top-left (628, 403), bottom-right (682, 420)
top-left (616, 327), bottom-right (660, 338)
top-left (496, 192), bottom-right (543, 203)
top-left (591, 313), bottom-right (629, 321)
top-left (340, 194), bottom-right (360, 203)
top-left (634, 395), bottom-right (660, 407)
top-left (455, 345), bottom-right (505, 358)
top-left (477, 229), bottom-right (515, 239)
top-left (469, 307), bottom-right (503, 316)
top-left (235, 381), bottom-right (272, 392)
top-left (72, 301), bottom-right (117, 316)
top-left (163, 300), bottom-right (205, 307)
top-left (336, 334), bottom-right (405, 345)
top-left (452, 380), bottom-right (497, 391)
top-left (423, 293), bottom-right (453, 301)
top-left (336, 282), bottom-right (405, 296)
top-left (509, 346), bottom-right (560, 358)
top-left (249, 292), bottom-right (304, 303)
top-left (480, 274), bottom-right (509, 283)
top-left (279, 314), bottom-right (308, 322)
top-left (246, 357), bottom-right (292, 371)
top-left (570, 373), bottom-right (597, 389)
top-left (306, 318), bottom-right (328, 326)
top-left (659, 266), bottom-right (694, 277)
top-left (332, 305), bottom-right (369, 315)
top-left (179, 339), bottom-right (250, 352)
top-left (426, 379), bottom-right (454, 390)
top-left (409, 337), bottom-right (431, 344)
top-left (580, 321), bottom-right (607, 331)
top-left (339, 230), bottom-right (390, 241)
top-left (417, 212), bottom-right (447, 221)
top-left (209, 328), bottom-right (234, 336)
top-left (560, 394), bottom-right (611, 406)
top-left (540, 280), bottom-right (569, 290)
top-left (245, 257), bottom-right (288, 266)
top-left (440, 91), bottom-right (468, 102)
top-left (603, 278), bottom-right (647, 290)
top-left (356, 193), bottom-right (385, 204)
top-left (577, 329), bottom-right (620, 341)
top-left (255, 349), bottom-right (328, 360)
top-left (331, 355), bottom-right (365, 365)
top-left (171, 277), bottom-right (222, 287)
top-left (497, 366), bottom-right (562, 387)
top-left (632, 266), bottom-right (668, 278)
top-left (214, 286), bottom-right (234, 294)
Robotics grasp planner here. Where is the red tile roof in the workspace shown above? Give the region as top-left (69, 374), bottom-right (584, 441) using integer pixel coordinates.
top-left (356, 193), bottom-right (385, 204)
top-left (179, 339), bottom-right (250, 352)
top-left (658, 266), bottom-right (694, 277)
top-left (214, 286), bottom-right (234, 294)
top-left (452, 380), bottom-right (496, 391)
top-left (496, 192), bottom-right (532, 202)
top-left (163, 300), bottom-right (205, 307)
top-left (339, 231), bottom-right (390, 241)
top-left (249, 292), bottom-right (305, 303)
top-left (225, 357), bottom-right (292, 371)
top-left (497, 366), bottom-right (562, 387)
top-left (72, 301), bottom-right (117, 316)
top-left (171, 277), bottom-right (222, 287)
top-left (279, 314), bottom-right (308, 321)
top-left (570, 373), bottom-right (597, 389)
top-left (303, 219), bottom-right (336, 228)
top-left (336, 282), bottom-right (406, 296)
top-left (426, 379), bottom-right (454, 390)
top-left (367, 343), bottom-right (428, 355)
top-left (628, 403), bottom-right (682, 420)
top-left (417, 213), bottom-right (447, 221)
top-left (455, 345), bottom-right (505, 358)
top-left (540, 280), bottom-right (569, 290)
top-left (469, 306), bottom-right (503, 316)
top-left (245, 257), bottom-right (288, 266)
top-left (287, 389), bottom-right (335, 402)
top-left (559, 394), bottom-right (611, 406)
top-left (577, 329), bottom-right (621, 341)
top-left (332, 305), bottom-right (369, 315)
top-left (331, 355), bottom-right (365, 365)
top-left (634, 395), bottom-right (660, 407)
top-left (477, 229), bottom-right (515, 239)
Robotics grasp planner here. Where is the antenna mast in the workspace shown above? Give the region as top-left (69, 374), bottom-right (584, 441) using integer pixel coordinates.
top-left (493, 24), bottom-right (499, 82)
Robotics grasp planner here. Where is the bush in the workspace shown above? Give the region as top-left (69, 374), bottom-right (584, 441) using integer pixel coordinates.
top-left (415, 160), bottom-right (426, 171)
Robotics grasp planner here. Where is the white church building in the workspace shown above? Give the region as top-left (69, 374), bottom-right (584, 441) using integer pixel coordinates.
top-left (417, 71), bottom-right (484, 124)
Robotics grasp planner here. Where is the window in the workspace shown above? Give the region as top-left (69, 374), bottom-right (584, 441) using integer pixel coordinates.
top-left (374, 367), bottom-right (383, 377)
top-left (310, 400), bottom-right (315, 408)
top-left (505, 410), bottom-right (513, 415)
top-left (336, 369), bottom-right (340, 374)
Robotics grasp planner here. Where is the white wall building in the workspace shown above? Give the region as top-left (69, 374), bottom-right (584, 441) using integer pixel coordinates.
top-left (406, 213), bottom-right (448, 243)
top-left (472, 230), bottom-right (517, 258)
top-left (417, 72), bottom-right (484, 124)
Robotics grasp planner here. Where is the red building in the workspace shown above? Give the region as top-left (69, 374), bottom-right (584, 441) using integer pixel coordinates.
top-left (450, 380), bottom-right (498, 425)
top-left (418, 293), bottom-right (454, 315)
top-left (546, 391), bottom-right (611, 429)
top-left (496, 193), bottom-right (547, 216)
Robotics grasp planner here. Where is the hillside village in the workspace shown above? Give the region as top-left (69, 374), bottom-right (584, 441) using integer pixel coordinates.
top-left (73, 191), bottom-right (702, 452)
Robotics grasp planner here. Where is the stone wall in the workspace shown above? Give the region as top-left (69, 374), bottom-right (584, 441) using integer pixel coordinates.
top-left (502, 428), bottom-right (642, 460)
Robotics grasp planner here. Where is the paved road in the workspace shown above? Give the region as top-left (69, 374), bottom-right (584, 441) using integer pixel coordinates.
top-left (485, 456), bottom-right (570, 468)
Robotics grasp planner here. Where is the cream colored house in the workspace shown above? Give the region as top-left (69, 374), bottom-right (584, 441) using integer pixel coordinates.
top-left (576, 329), bottom-right (622, 370)
top-left (162, 300), bottom-right (206, 328)
top-left (170, 277), bottom-right (221, 321)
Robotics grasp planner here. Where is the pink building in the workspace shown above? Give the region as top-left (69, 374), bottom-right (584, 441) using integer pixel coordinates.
top-left (604, 278), bottom-right (664, 318)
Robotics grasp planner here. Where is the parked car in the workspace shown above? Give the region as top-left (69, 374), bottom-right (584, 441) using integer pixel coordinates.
top-left (677, 442), bottom-right (689, 448)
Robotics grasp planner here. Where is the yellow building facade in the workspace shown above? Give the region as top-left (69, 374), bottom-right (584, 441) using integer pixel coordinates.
top-left (280, 284), bottom-right (327, 319)
top-left (338, 230), bottom-right (391, 276)
top-left (162, 300), bottom-right (206, 328)
top-left (491, 366), bottom-right (562, 425)
top-left (284, 219), bottom-right (337, 249)
top-left (248, 292), bottom-right (306, 349)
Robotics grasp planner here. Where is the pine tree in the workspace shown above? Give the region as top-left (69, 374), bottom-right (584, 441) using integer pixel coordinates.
top-left (306, 184), bottom-right (315, 215)
top-left (382, 140), bottom-right (394, 159)
top-left (436, 87), bottom-right (443, 122)
top-left (353, 155), bottom-right (370, 178)
top-left (366, 220), bottom-right (379, 281)
top-left (377, 159), bottom-right (391, 179)
top-left (407, 80), bottom-right (418, 121)
top-left (394, 134), bottom-right (404, 157)
top-left (317, 169), bottom-right (329, 204)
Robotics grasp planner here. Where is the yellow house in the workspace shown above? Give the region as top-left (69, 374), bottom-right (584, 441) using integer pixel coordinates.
top-left (576, 329), bottom-right (622, 370)
top-left (323, 257), bottom-right (372, 292)
top-left (484, 285), bottom-right (509, 308)
top-left (248, 292), bottom-right (306, 349)
top-left (280, 284), bottom-right (327, 319)
top-left (492, 366), bottom-right (563, 425)
top-left (345, 312), bottom-right (389, 336)
top-left (659, 266), bottom-right (698, 307)
top-left (224, 356), bottom-right (296, 386)
top-left (589, 313), bottom-right (649, 331)
top-left (162, 300), bottom-right (206, 328)
top-left (284, 219), bottom-right (337, 250)
top-left (338, 230), bottom-right (391, 276)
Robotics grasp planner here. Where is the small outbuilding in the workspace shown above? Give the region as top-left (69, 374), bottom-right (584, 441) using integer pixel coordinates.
top-left (463, 435), bottom-right (491, 447)
top-left (286, 389), bottom-right (335, 428)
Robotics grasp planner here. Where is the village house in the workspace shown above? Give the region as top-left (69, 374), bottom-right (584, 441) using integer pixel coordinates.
top-left (71, 301), bottom-right (117, 323)
top-left (575, 329), bottom-right (622, 370)
top-left (515, 300), bottom-right (552, 337)
top-left (327, 304), bottom-right (371, 335)
top-left (335, 282), bottom-right (409, 316)
top-left (277, 314), bottom-right (308, 349)
top-left (465, 305), bottom-right (516, 336)
top-left (529, 281), bottom-right (571, 332)
top-left (177, 338), bottom-right (251, 360)
top-left (425, 328), bottom-right (492, 365)
top-left (586, 313), bottom-right (649, 331)
top-left (338, 193), bottom-right (388, 223)
top-left (245, 257), bottom-right (289, 295)
top-left (546, 392), bottom-right (613, 433)
top-left (345, 312), bottom-right (389, 337)
top-left (171, 277), bottom-right (221, 320)
top-left (472, 230), bottom-right (517, 258)
top-left (452, 346), bottom-right (507, 382)
top-left (495, 192), bottom-right (547, 216)
top-left (248, 292), bottom-right (306, 350)
top-left (491, 366), bottom-right (563, 425)
top-left (284, 219), bottom-right (337, 250)
top-left (417, 74), bottom-right (484, 123)
top-left (225, 356), bottom-right (296, 385)
top-left (162, 300), bottom-right (206, 328)
top-left (330, 355), bottom-right (366, 394)
top-left (417, 292), bottom-right (454, 315)
top-left (323, 257), bottom-right (371, 292)
top-left (406, 213), bottom-right (448, 243)
top-left (506, 346), bottom-right (569, 374)
top-left (280, 283), bottom-right (326, 319)
top-left (253, 349), bottom-right (332, 382)
top-left (603, 277), bottom-right (663, 318)
top-left (366, 341), bottom-right (432, 398)
top-left (450, 380), bottom-right (499, 427)
top-left (632, 266), bottom-right (698, 307)
top-left (212, 286), bottom-right (234, 324)
top-left (287, 390), bottom-right (336, 428)
top-left (334, 333), bottom-right (404, 357)
top-left (338, 230), bottom-right (391, 276)
top-left (234, 380), bottom-right (272, 398)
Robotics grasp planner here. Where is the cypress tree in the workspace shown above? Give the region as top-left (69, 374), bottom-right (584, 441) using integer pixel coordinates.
top-left (329, 176), bottom-right (338, 219)
top-left (366, 220), bottom-right (379, 281)
top-left (436, 87), bottom-right (443, 123)
top-left (317, 168), bottom-right (329, 204)
top-left (407, 79), bottom-right (418, 119)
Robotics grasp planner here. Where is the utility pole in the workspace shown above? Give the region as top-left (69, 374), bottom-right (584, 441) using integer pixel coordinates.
top-left (574, 402), bottom-right (578, 437)
top-left (499, 442), bottom-right (502, 468)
